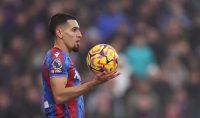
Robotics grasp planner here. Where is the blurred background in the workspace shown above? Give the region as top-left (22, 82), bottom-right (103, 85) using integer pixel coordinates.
top-left (0, 0), bottom-right (200, 118)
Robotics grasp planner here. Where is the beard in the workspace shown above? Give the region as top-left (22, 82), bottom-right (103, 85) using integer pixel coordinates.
top-left (72, 44), bottom-right (79, 52)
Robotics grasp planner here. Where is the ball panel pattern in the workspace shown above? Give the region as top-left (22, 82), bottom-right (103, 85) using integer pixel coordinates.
top-left (86, 44), bottom-right (118, 74)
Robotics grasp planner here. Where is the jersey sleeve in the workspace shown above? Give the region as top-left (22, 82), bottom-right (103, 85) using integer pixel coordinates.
top-left (45, 51), bottom-right (70, 79)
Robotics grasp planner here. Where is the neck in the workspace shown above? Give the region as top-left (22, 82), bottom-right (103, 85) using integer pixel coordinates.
top-left (53, 38), bottom-right (70, 54)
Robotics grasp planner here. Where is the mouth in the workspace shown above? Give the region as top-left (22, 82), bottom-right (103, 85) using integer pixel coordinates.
top-left (76, 40), bottom-right (80, 46)
top-left (75, 42), bottom-right (80, 49)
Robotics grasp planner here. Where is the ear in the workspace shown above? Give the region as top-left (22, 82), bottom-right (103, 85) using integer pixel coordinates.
top-left (55, 28), bottom-right (63, 39)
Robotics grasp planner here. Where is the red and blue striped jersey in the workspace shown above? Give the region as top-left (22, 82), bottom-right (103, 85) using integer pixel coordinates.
top-left (42, 47), bottom-right (84, 118)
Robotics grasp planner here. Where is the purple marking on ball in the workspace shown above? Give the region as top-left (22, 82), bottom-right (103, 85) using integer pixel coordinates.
top-left (98, 66), bottom-right (106, 72)
top-left (99, 55), bottom-right (103, 58)
top-left (91, 58), bottom-right (95, 66)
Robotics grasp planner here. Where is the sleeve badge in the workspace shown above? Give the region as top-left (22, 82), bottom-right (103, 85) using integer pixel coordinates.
top-left (51, 58), bottom-right (62, 73)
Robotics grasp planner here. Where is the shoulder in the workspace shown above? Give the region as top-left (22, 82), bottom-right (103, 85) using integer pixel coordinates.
top-left (49, 48), bottom-right (69, 59)
top-left (45, 48), bottom-right (70, 65)
top-left (44, 48), bottom-right (71, 75)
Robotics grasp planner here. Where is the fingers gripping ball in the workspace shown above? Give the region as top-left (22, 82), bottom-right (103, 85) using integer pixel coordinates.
top-left (86, 44), bottom-right (118, 74)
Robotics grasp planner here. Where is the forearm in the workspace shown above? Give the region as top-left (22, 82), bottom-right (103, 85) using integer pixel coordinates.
top-left (52, 71), bottom-right (119, 104)
top-left (55, 80), bottom-right (96, 103)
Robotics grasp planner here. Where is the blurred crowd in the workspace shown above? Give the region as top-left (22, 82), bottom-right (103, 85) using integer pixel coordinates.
top-left (0, 0), bottom-right (200, 118)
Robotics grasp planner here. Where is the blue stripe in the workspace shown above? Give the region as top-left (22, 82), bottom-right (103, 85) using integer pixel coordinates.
top-left (77, 96), bottom-right (84, 118)
top-left (74, 70), bottom-right (84, 118)
top-left (63, 104), bottom-right (69, 118)
top-left (42, 75), bottom-right (54, 104)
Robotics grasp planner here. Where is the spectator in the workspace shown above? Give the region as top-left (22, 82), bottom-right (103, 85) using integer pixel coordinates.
top-left (125, 34), bottom-right (156, 79)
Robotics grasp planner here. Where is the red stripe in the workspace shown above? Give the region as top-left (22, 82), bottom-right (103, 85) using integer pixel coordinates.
top-left (55, 104), bottom-right (65, 118)
top-left (67, 98), bottom-right (77, 118)
top-left (66, 63), bottom-right (77, 118)
top-left (43, 63), bottom-right (51, 92)
top-left (66, 79), bottom-right (77, 118)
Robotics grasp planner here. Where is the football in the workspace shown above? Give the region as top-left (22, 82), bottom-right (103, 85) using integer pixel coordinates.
top-left (86, 44), bottom-right (118, 74)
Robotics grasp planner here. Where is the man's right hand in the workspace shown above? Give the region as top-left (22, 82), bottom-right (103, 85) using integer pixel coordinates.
top-left (91, 71), bottom-right (120, 86)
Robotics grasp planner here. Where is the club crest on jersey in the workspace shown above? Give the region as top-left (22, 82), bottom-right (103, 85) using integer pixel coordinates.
top-left (51, 58), bottom-right (62, 73)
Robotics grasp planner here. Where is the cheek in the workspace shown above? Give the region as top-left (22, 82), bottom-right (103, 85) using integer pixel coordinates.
top-left (64, 32), bottom-right (75, 45)
top-left (69, 33), bottom-right (77, 43)
top-left (67, 39), bottom-right (74, 47)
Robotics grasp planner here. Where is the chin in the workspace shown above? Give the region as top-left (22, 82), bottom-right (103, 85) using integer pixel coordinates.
top-left (72, 47), bottom-right (79, 52)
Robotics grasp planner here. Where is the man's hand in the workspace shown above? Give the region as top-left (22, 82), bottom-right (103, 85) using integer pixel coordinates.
top-left (91, 71), bottom-right (120, 86)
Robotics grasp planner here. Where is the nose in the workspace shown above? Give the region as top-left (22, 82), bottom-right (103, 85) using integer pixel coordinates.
top-left (77, 30), bottom-right (82, 38)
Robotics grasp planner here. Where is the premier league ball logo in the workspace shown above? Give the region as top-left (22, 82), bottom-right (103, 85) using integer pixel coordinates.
top-left (51, 58), bottom-right (62, 73)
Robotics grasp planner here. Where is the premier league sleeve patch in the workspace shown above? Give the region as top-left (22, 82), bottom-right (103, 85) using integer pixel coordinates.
top-left (51, 58), bottom-right (62, 73)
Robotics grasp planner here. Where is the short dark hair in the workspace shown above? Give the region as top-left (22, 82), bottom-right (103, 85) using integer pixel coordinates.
top-left (48, 13), bottom-right (77, 36)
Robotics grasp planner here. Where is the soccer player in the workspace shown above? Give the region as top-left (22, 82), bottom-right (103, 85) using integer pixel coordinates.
top-left (42, 13), bottom-right (120, 118)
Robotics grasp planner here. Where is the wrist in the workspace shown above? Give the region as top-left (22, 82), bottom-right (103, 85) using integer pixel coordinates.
top-left (85, 80), bottom-right (97, 90)
top-left (90, 79), bottom-right (98, 87)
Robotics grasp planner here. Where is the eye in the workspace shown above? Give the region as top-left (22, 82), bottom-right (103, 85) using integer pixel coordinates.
top-left (72, 27), bottom-right (78, 32)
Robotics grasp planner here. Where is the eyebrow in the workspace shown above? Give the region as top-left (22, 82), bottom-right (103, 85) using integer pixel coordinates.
top-left (72, 26), bottom-right (80, 30)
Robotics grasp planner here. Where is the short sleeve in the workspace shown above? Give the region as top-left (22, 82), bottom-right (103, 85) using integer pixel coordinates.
top-left (45, 51), bottom-right (70, 79)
